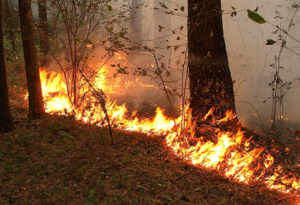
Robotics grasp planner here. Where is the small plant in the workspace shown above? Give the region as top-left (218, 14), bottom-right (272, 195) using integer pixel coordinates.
top-left (232, 4), bottom-right (300, 129)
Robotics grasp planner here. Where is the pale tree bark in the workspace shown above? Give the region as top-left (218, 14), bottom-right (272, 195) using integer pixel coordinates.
top-left (0, 0), bottom-right (14, 133)
top-left (188, 0), bottom-right (236, 120)
top-left (19, 0), bottom-right (45, 119)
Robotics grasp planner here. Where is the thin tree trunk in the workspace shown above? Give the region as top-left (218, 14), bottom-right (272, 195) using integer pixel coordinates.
top-left (188, 0), bottom-right (236, 120)
top-left (19, 0), bottom-right (45, 119)
top-left (38, 0), bottom-right (49, 66)
top-left (0, 0), bottom-right (14, 133)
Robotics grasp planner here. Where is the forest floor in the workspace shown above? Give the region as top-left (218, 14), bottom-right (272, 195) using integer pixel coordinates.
top-left (1, 72), bottom-right (300, 204)
top-left (0, 109), bottom-right (300, 205)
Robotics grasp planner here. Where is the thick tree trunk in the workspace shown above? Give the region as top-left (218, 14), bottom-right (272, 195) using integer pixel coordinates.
top-left (19, 0), bottom-right (45, 119)
top-left (38, 0), bottom-right (49, 66)
top-left (188, 0), bottom-right (236, 120)
top-left (4, 0), bottom-right (16, 53)
top-left (0, 0), bottom-right (14, 133)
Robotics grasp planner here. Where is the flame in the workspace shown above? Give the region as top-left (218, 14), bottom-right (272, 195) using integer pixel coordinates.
top-left (281, 115), bottom-right (289, 121)
top-left (147, 63), bottom-right (155, 68)
top-left (40, 68), bottom-right (72, 113)
top-left (135, 77), bottom-right (158, 89)
top-left (36, 66), bottom-right (300, 199)
top-left (114, 51), bottom-right (127, 60)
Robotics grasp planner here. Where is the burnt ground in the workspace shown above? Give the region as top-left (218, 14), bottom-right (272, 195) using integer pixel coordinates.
top-left (0, 110), bottom-right (300, 205)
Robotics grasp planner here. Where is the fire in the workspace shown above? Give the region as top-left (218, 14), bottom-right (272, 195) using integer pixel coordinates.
top-left (147, 62), bottom-right (155, 68)
top-left (36, 65), bottom-right (300, 199)
top-left (40, 68), bottom-right (72, 113)
top-left (135, 77), bottom-right (158, 89)
top-left (114, 51), bottom-right (127, 60)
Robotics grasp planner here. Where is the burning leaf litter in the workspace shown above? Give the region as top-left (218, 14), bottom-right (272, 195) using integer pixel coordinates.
top-left (35, 65), bottom-right (300, 201)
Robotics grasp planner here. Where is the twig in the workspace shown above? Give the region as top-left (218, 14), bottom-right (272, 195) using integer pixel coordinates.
top-left (77, 68), bottom-right (114, 145)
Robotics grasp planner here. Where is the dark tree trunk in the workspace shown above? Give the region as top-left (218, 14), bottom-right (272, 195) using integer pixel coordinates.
top-left (4, 0), bottom-right (16, 53)
top-left (38, 0), bottom-right (49, 66)
top-left (0, 0), bottom-right (14, 133)
top-left (19, 0), bottom-right (45, 119)
top-left (188, 0), bottom-right (236, 120)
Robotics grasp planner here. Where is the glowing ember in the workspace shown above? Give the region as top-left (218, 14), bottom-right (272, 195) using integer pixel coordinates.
top-left (35, 66), bottom-right (300, 198)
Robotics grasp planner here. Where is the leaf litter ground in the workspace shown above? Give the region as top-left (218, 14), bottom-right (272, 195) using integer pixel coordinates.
top-left (0, 110), bottom-right (299, 204)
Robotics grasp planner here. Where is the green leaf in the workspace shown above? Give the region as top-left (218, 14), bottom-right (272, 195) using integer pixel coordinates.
top-left (59, 131), bottom-right (75, 140)
top-left (159, 25), bottom-right (164, 32)
top-left (266, 39), bottom-right (276, 45)
top-left (247, 10), bottom-right (266, 24)
top-left (85, 40), bottom-right (92, 44)
top-left (89, 189), bottom-right (96, 197)
top-left (74, 38), bottom-right (80, 42)
top-left (180, 26), bottom-right (184, 31)
top-left (160, 3), bottom-right (168, 9)
top-left (127, 46), bottom-right (137, 50)
top-left (107, 27), bottom-right (113, 33)
top-left (119, 31), bottom-right (125, 38)
top-left (165, 11), bottom-right (174, 15)
top-left (108, 5), bottom-right (112, 11)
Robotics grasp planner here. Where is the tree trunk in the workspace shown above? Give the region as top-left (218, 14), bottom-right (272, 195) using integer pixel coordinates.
top-left (0, 0), bottom-right (14, 133)
top-left (19, 0), bottom-right (45, 119)
top-left (38, 0), bottom-right (49, 66)
top-left (188, 0), bottom-right (236, 120)
top-left (4, 0), bottom-right (16, 53)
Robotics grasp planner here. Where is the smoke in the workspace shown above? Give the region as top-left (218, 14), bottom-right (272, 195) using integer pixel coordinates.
top-left (128, 0), bottom-right (300, 129)
top-left (15, 0), bottom-right (299, 128)
top-left (97, 0), bottom-right (187, 117)
top-left (223, 0), bottom-right (300, 129)
top-left (10, 0), bottom-right (40, 21)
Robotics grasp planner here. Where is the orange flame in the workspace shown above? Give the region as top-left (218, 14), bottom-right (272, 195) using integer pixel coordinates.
top-left (114, 51), bottom-right (127, 60)
top-left (147, 63), bottom-right (155, 68)
top-left (36, 67), bottom-right (300, 198)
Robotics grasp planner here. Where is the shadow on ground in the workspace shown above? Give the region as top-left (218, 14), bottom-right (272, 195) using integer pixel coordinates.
top-left (0, 113), bottom-right (298, 205)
